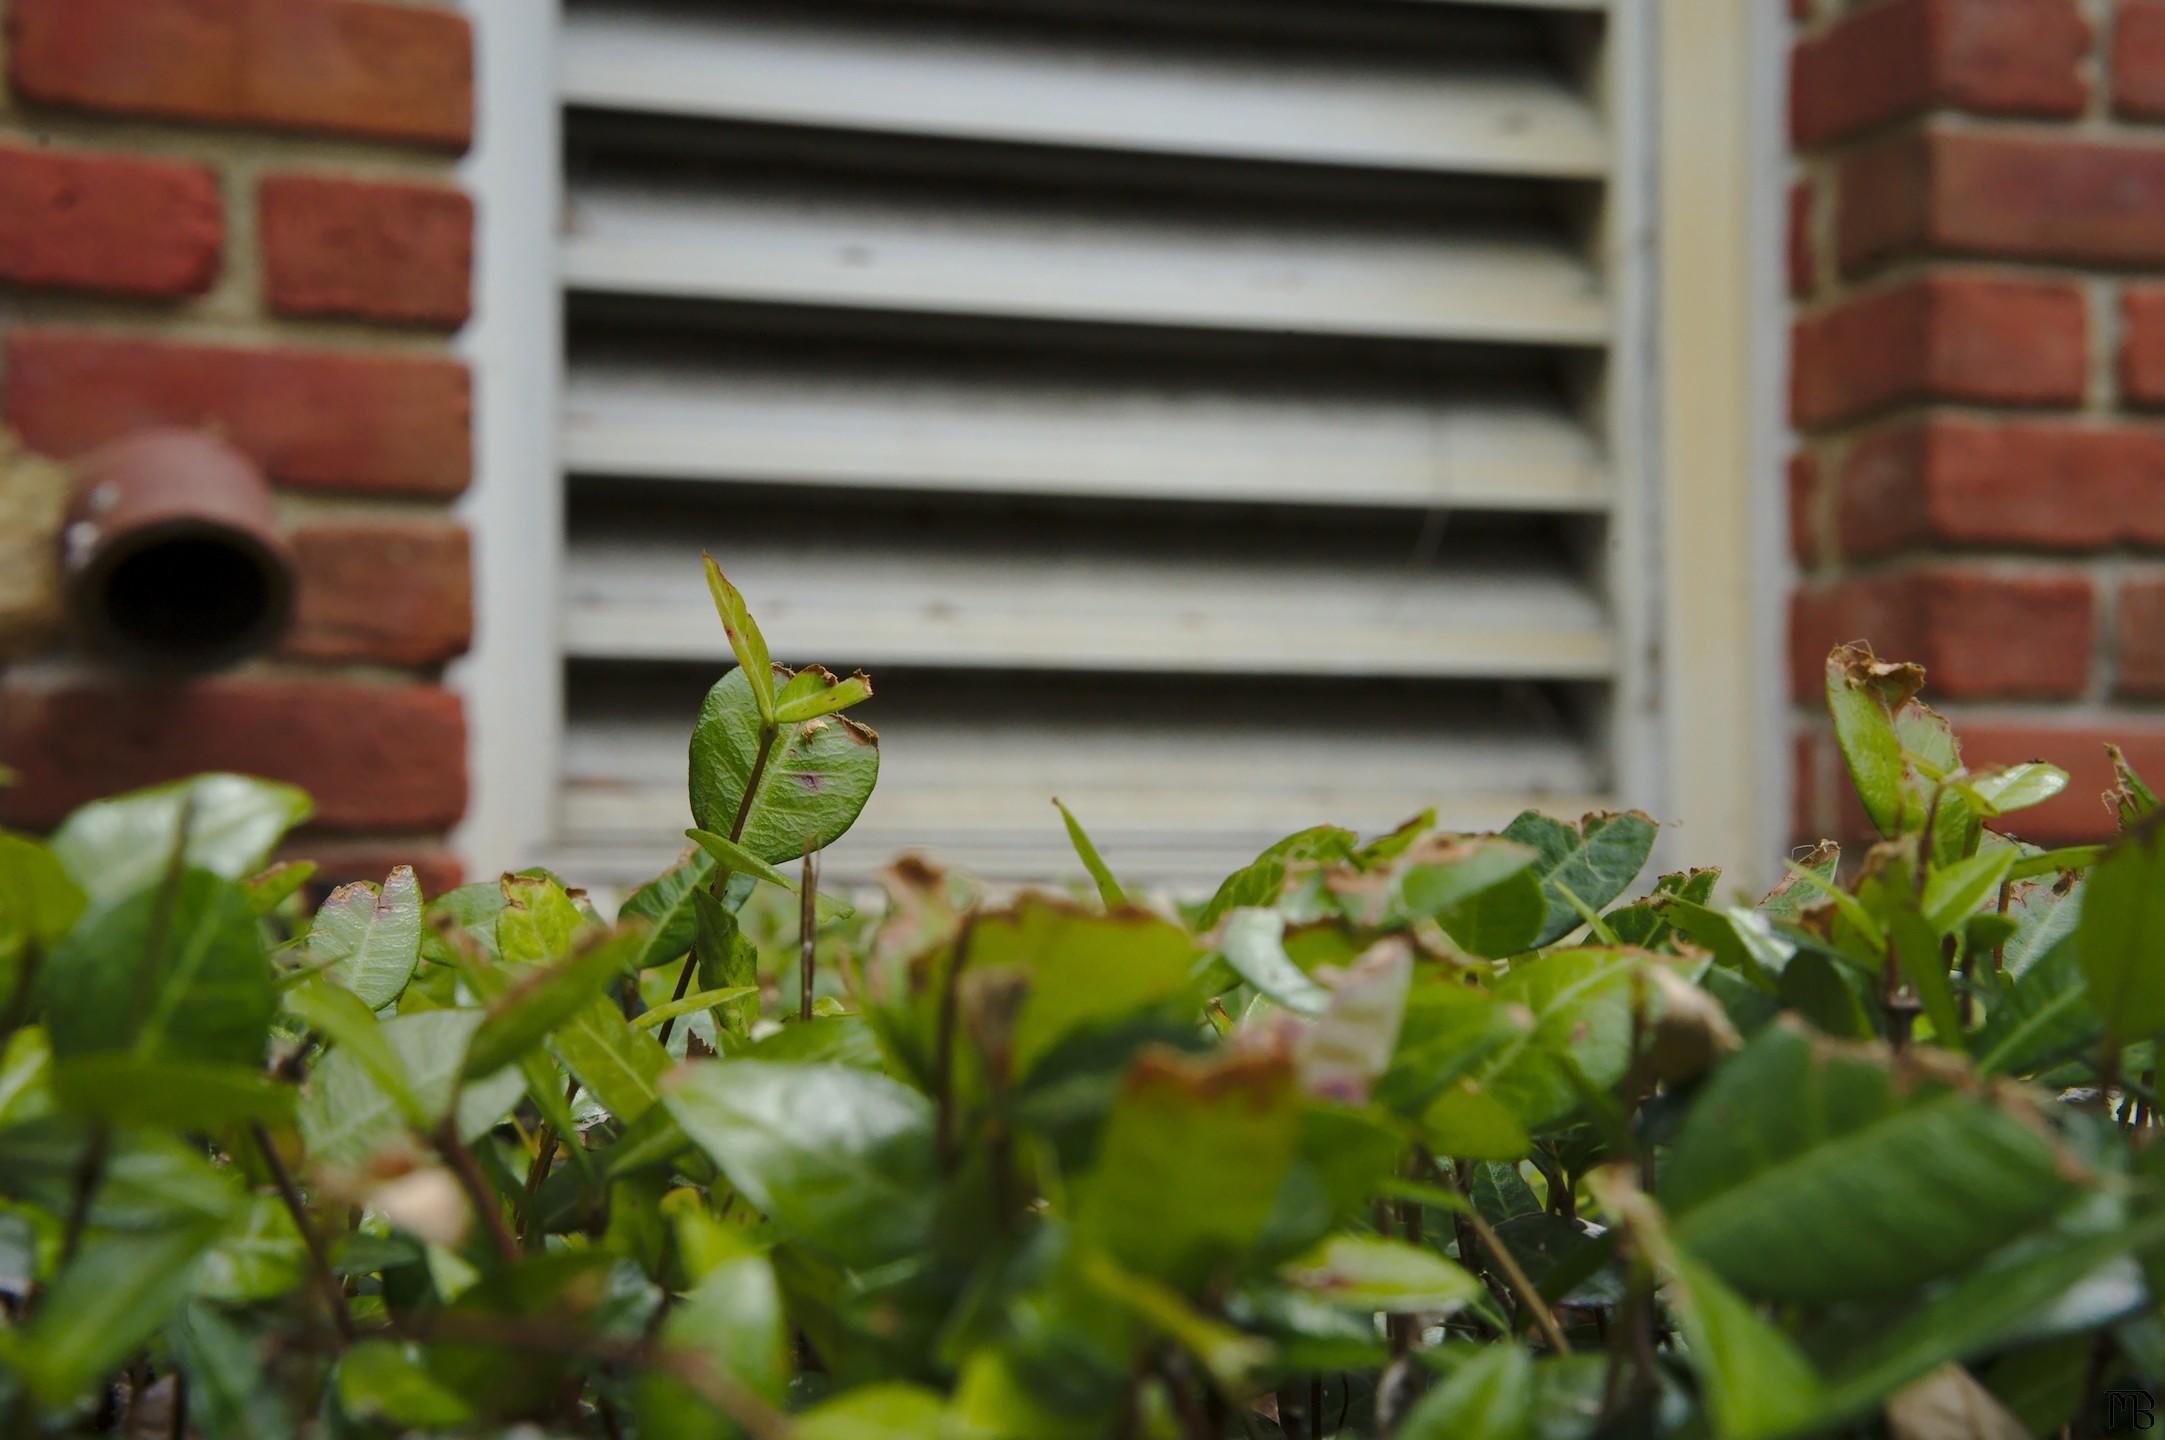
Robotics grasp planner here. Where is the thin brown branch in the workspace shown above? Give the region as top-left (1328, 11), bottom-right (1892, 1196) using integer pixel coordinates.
top-left (251, 1122), bottom-right (356, 1339)
top-left (800, 840), bottom-right (817, 1022)
top-left (661, 724), bottom-right (779, 1049)
top-left (433, 1118), bottom-right (519, 1264)
top-left (518, 1074), bottom-right (582, 1248)
top-left (1433, 1157), bottom-right (1573, 1357)
top-left (932, 913), bottom-right (978, 1169)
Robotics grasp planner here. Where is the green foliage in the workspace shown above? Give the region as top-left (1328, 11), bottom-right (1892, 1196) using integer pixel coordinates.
top-left (0, 585), bottom-right (2158, 1440)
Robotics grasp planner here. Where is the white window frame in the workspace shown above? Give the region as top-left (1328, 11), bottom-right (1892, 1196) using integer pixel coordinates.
top-left (453, 0), bottom-right (1789, 889)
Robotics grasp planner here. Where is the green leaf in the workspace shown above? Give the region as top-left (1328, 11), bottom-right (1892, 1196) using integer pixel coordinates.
top-left (1499, 810), bottom-right (1660, 948)
top-left (970, 897), bottom-right (1202, 1080)
top-left (1922, 848), bottom-right (2014, 936)
top-left (0, 1024), bottom-right (52, 1126)
top-left (171, 1305), bottom-right (297, 1440)
top-left (633, 985), bottom-right (759, 1031)
top-left (2075, 826), bottom-right (2165, 1044)
top-left (50, 773), bottom-right (312, 908)
top-left (194, 1193), bottom-right (306, 1302)
top-left (693, 888), bottom-right (760, 1040)
top-left (284, 978), bottom-right (424, 1125)
top-left (1399, 1344), bottom-right (1535, 1440)
top-left (1054, 798), bottom-right (1126, 908)
top-left (797, 1384), bottom-right (951, 1439)
top-left (0, 830), bottom-right (86, 955)
top-left (1816, 1206), bottom-right (2165, 1426)
top-left (464, 926), bottom-right (645, 1080)
top-left (2109, 742), bottom-right (2159, 828)
top-left (662, 1060), bottom-right (939, 1270)
top-left (1216, 908), bottom-right (1328, 1015)
top-left (0, 1118), bottom-right (237, 1229)
top-left (550, 989), bottom-right (671, 1124)
top-left (773, 663), bottom-right (876, 726)
top-left (1448, 947), bottom-right (1659, 1142)
top-left (298, 1009), bottom-right (524, 1168)
top-left (51, 1053), bottom-right (293, 1128)
top-left (686, 827), bottom-right (853, 926)
top-left (1295, 941), bottom-right (1411, 1104)
top-left (239, 859), bottom-right (315, 916)
top-left (652, 1248), bottom-right (790, 1414)
top-left (620, 848), bottom-right (717, 970)
top-left (12, 1220), bottom-right (226, 1406)
top-left (1281, 1234), bottom-right (1482, 1313)
top-left (1074, 1049), bottom-right (1301, 1289)
top-left (337, 1339), bottom-right (476, 1427)
top-left (496, 872), bottom-right (588, 966)
top-left (1888, 906), bottom-right (1966, 1055)
top-left (1076, 1250), bottom-right (1275, 1391)
top-left (1976, 936), bottom-right (2095, 1077)
top-left (305, 866), bottom-right (423, 1009)
top-left (1664, 899), bottom-right (1795, 989)
top-left (704, 554), bottom-right (776, 726)
top-left (45, 867), bottom-right (273, 1068)
top-left (2006, 845), bottom-right (2103, 882)
top-left (689, 666), bottom-right (881, 866)
top-left (1826, 643), bottom-right (1923, 838)
top-left (1660, 1021), bottom-right (2075, 1303)
top-left (1665, 1244), bottom-right (1830, 1438)
top-left (1963, 762), bottom-right (2069, 817)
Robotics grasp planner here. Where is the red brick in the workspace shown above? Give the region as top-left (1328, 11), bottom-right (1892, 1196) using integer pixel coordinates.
top-left (4, 329), bottom-right (470, 496)
top-left (285, 523), bottom-right (471, 666)
top-left (293, 842), bottom-right (464, 902)
top-left (1959, 726), bottom-right (2165, 843)
top-left (1790, 451), bottom-right (1825, 567)
top-left (260, 175), bottom-right (471, 328)
top-left (1834, 419), bottom-right (2165, 557)
top-left (2124, 286), bottom-right (2165, 406)
top-left (0, 679), bottom-right (466, 831)
top-left (1791, 276), bottom-right (2086, 429)
top-left (1793, 727), bottom-right (1835, 844)
top-left (6, 0), bottom-right (472, 150)
top-left (1791, 0), bottom-right (2089, 148)
top-left (1789, 180), bottom-right (1816, 298)
top-left (1788, 570), bottom-right (2093, 700)
top-left (2118, 576), bottom-right (2165, 696)
top-left (0, 144), bottom-right (220, 298)
top-left (1842, 129), bottom-right (2165, 274)
top-left (2115, 0), bottom-right (2165, 119)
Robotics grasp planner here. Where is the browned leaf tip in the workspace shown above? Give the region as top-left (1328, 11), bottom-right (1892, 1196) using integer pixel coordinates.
top-left (1827, 640), bottom-right (1927, 712)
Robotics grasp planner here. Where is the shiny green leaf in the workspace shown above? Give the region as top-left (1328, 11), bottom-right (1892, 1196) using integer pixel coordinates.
top-left (689, 666), bottom-right (880, 866)
top-left (305, 866), bottom-right (422, 1009)
top-left (50, 773), bottom-right (311, 907)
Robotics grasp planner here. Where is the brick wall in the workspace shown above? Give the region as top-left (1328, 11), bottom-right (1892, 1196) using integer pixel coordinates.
top-left (1789, 0), bottom-right (2165, 847)
top-left (0, 0), bottom-right (475, 892)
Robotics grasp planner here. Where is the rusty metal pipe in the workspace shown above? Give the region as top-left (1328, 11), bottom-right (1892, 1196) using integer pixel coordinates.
top-left (62, 429), bottom-right (296, 671)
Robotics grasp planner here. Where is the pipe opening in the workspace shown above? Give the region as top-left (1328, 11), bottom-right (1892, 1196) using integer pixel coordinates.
top-left (92, 529), bottom-right (284, 668)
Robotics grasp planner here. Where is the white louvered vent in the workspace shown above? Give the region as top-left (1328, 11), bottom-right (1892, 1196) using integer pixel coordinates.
top-left (554, 0), bottom-right (1650, 886)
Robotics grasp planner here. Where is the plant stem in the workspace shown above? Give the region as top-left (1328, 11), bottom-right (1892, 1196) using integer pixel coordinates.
top-left (518, 1074), bottom-right (582, 1248)
top-left (932, 913), bottom-right (978, 1169)
top-left (251, 1122), bottom-right (356, 1339)
top-left (799, 841), bottom-right (817, 1022)
top-left (434, 1118), bottom-right (520, 1264)
top-left (726, 725), bottom-right (779, 852)
top-left (1437, 1158), bottom-right (1573, 1356)
top-left (58, 1124), bottom-right (111, 1269)
top-left (660, 723), bottom-right (779, 1050)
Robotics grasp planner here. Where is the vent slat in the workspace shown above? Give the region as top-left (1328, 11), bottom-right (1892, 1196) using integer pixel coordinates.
top-left (560, 6), bottom-right (1608, 179)
top-left (562, 503), bottom-right (1611, 679)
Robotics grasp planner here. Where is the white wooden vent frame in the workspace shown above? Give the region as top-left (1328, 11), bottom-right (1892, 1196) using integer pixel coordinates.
top-left (454, 0), bottom-right (1758, 893)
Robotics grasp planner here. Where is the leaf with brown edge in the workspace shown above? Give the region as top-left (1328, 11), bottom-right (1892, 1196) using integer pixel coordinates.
top-left (702, 554), bottom-right (774, 726)
top-left (1826, 641), bottom-right (1927, 838)
top-left (772, 664), bottom-right (874, 726)
top-left (689, 664), bottom-right (880, 865)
